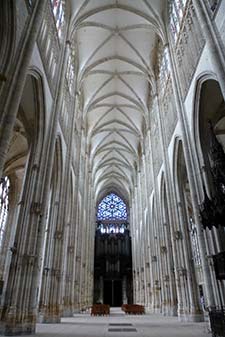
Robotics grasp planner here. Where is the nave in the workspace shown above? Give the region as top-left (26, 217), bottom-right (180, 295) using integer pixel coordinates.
top-left (1, 0), bottom-right (225, 335)
top-left (33, 308), bottom-right (209, 337)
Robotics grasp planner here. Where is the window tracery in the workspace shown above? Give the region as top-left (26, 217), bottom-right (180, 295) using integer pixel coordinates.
top-left (169, 0), bottom-right (188, 42)
top-left (97, 193), bottom-right (127, 221)
top-left (0, 177), bottom-right (10, 248)
top-left (97, 223), bottom-right (127, 234)
top-left (51, 0), bottom-right (64, 38)
top-left (66, 49), bottom-right (75, 93)
top-left (97, 193), bottom-right (128, 234)
top-left (159, 47), bottom-right (170, 85)
top-left (189, 217), bottom-right (201, 265)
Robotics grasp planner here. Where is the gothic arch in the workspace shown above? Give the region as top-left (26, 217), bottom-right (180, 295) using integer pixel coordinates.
top-left (192, 75), bottom-right (225, 303)
top-left (192, 75), bottom-right (225, 199)
top-left (1, 70), bottom-right (46, 251)
top-left (0, 70), bottom-right (49, 331)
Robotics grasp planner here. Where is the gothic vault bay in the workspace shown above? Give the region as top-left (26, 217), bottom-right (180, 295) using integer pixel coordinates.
top-left (0, 0), bottom-right (225, 335)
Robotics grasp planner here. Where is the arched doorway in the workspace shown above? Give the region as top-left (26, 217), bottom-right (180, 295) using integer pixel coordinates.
top-left (93, 192), bottom-right (133, 306)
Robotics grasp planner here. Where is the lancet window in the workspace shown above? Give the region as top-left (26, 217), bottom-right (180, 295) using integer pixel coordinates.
top-left (0, 177), bottom-right (10, 248)
top-left (190, 217), bottom-right (201, 265)
top-left (169, 0), bottom-right (188, 42)
top-left (51, 0), bottom-right (64, 38)
top-left (159, 47), bottom-right (170, 85)
top-left (66, 48), bottom-right (75, 93)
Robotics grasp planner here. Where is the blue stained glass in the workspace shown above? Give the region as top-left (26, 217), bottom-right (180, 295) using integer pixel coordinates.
top-left (97, 193), bottom-right (127, 220)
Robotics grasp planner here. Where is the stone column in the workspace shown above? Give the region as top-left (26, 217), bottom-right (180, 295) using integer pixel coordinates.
top-left (167, 34), bottom-right (215, 308)
top-left (0, 0), bottom-right (48, 178)
top-left (71, 130), bottom-right (82, 314)
top-left (134, 186), bottom-right (141, 304)
top-left (146, 129), bottom-right (162, 313)
top-left (141, 155), bottom-right (151, 309)
top-left (130, 196), bottom-right (138, 303)
top-left (122, 276), bottom-right (128, 304)
top-left (86, 176), bottom-right (93, 306)
top-left (154, 90), bottom-right (182, 317)
top-left (141, 152), bottom-right (154, 312)
top-left (0, 146), bottom-right (52, 334)
top-left (0, 19), bottom-right (70, 328)
top-left (129, 203), bottom-right (136, 303)
top-left (58, 85), bottom-right (79, 317)
top-left (79, 153), bottom-right (90, 310)
top-left (85, 180), bottom-right (94, 307)
top-left (88, 192), bottom-right (95, 306)
top-left (61, 223), bottom-right (71, 317)
top-left (137, 171), bottom-right (145, 305)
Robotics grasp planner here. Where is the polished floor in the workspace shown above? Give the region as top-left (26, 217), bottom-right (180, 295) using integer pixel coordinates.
top-left (25, 308), bottom-right (211, 337)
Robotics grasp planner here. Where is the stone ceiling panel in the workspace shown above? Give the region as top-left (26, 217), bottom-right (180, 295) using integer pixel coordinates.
top-left (70, 0), bottom-right (166, 201)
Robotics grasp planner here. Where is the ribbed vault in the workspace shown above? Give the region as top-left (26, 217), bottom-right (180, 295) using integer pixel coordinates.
top-left (69, 0), bottom-right (167, 202)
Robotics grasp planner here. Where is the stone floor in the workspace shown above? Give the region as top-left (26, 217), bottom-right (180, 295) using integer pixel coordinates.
top-left (30, 308), bottom-right (210, 337)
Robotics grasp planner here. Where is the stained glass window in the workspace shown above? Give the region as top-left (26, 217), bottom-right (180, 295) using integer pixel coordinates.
top-left (97, 223), bottom-right (127, 234)
top-left (97, 193), bottom-right (127, 221)
top-left (0, 177), bottom-right (10, 248)
top-left (169, 0), bottom-right (188, 42)
top-left (51, 0), bottom-right (64, 38)
top-left (189, 217), bottom-right (201, 266)
top-left (66, 49), bottom-right (75, 93)
top-left (159, 47), bottom-right (170, 85)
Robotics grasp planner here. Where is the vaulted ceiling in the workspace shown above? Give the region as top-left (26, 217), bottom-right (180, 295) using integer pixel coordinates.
top-left (69, 0), bottom-right (167, 203)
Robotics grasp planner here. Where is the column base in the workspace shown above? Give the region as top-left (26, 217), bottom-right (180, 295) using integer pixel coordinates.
top-left (144, 306), bottom-right (152, 314)
top-left (178, 312), bottom-right (204, 322)
top-left (0, 307), bottom-right (36, 336)
top-left (38, 310), bottom-right (61, 324)
top-left (73, 309), bottom-right (80, 314)
top-left (162, 305), bottom-right (178, 316)
top-left (38, 305), bottom-right (61, 323)
top-left (187, 312), bottom-right (204, 322)
top-left (0, 322), bottom-right (35, 336)
top-left (169, 305), bottom-right (178, 316)
top-left (38, 314), bottom-right (61, 323)
top-left (61, 308), bottom-right (73, 317)
top-left (178, 313), bottom-right (187, 322)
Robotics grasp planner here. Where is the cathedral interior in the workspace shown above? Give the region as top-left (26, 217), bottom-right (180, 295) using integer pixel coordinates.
top-left (0, 0), bottom-right (225, 336)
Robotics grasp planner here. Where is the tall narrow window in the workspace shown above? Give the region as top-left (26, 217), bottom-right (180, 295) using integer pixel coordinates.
top-left (190, 217), bottom-right (201, 265)
top-left (159, 47), bottom-right (170, 86)
top-left (51, 0), bottom-right (64, 38)
top-left (169, 0), bottom-right (188, 42)
top-left (0, 177), bottom-right (10, 248)
top-left (66, 49), bottom-right (75, 94)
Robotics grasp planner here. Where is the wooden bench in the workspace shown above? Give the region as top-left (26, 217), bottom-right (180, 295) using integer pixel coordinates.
top-left (91, 304), bottom-right (110, 316)
top-left (121, 304), bottom-right (145, 315)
